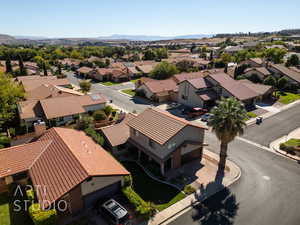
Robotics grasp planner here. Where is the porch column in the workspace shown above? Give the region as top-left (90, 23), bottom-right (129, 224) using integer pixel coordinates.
top-left (160, 162), bottom-right (165, 176)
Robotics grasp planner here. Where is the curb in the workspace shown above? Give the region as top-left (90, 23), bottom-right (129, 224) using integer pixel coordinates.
top-left (143, 157), bottom-right (242, 225)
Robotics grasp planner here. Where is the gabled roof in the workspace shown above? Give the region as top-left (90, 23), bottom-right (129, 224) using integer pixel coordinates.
top-left (182, 77), bottom-right (211, 89)
top-left (244, 67), bottom-right (271, 76)
top-left (101, 114), bottom-right (136, 147)
top-left (77, 66), bottom-right (93, 74)
top-left (237, 79), bottom-right (273, 96)
top-left (173, 72), bottom-right (205, 83)
top-left (127, 108), bottom-right (207, 145)
top-left (270, 64), bottom-right (300, 83)
top-left (40, 94), bottom-right (106, 119)
top-left (17, 76), bottom-right (70, 92)
top-left (143, 79), bottom-right (177, 94)
top-left (208, 72), bottom-right (258, 101)
top-left (0, 127), bottom-right (129, 208)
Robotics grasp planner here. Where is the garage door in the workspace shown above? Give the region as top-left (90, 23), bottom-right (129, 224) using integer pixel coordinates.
top-left (83, 181), bottom-right (121, 208)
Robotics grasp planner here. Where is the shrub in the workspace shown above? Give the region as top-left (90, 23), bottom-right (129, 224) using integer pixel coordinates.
top-left (93, 110), bottom-right (107, 121)
top-left (29, 203), bottom-right (57, 225)
top-left (76, 116), bottom-right (93, 130)
top-left (111, 110), bottom-right (117, 117)
top-left (26, 189), bottom-right (35, 203)
top-left (183, 185), bottom-right (196, 195)
top-left (122, 186), bottom-right (155, 218)
top-left (0, 136), bottom-right (11, 148)
top-left (103, 105), bottom-right (113, 116)
top-left (84, 127), bottom-right (104, 146)
top-left (123, 175), bottom-right (132, 187)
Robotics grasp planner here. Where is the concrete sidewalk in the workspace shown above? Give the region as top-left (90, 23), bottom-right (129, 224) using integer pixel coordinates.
top-left (270, 127), bottom-right (300, 161)
top-left (138, 150), bottom-right (241, 225)
top-left (246, 99), bottom-right (300, 126)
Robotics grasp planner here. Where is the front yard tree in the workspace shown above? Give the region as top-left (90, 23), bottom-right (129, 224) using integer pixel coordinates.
top-left (79, 80), bottom-right (91, 93)
top-left (18, 54), bottom-right (27, 75)
top-left (286, 54), bottom-right (300, 67)
top-left (0, 72), bottom-right (25, 128)
top-left (150, 61), bottom-right (178, 80)
top-left (208, 98), bottom-right (247, 170)
top-left (263, 75), bottom-right (276, 87)
top-left (277, 76), bottom-right (288, 91)
top-left (5, 56), bottom-right (12, 74)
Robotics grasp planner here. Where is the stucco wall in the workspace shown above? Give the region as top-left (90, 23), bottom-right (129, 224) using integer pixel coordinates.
top-left (81, 176), bottom-right (123, 196)
top-left (177, 81), bottom-right (204, 108)
top-left (83, 103), bottom-right (106, 112)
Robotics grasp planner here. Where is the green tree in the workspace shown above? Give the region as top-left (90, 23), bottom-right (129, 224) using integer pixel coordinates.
top-left (18, 54), bottom-right (27, 75)
top-left (277, 76), bottom-right (288, 91)
top-left (5, 56), bottom-right (12, 74)
top-left (264, 48), bottom-right (287, 64)
top-left (150, 61), bottom-right (179, 79)
top-left (208, 98), bottom-right (247, 170)
top-left (286, 54), bottom-right (300, 67)
top-left (93, 110), bottom-right (107, 121)
top-left (79, 80), bottom-right (91, 93)
top-left (143, 49), bottom-right (156, 60)
top-left (70, 50), bottom-right (83, 59)
top-left (176, 60), bottom-right (195, 72)
top-left (0, 73), bottom-right (25, 128)
top-left (263, 75), bottom-right (276, 87)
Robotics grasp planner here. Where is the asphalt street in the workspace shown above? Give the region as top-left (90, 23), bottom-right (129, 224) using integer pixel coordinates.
top-left (169, 131), bottom-right (300, 225)
top-left (66, 72), bottom-right (151, 113)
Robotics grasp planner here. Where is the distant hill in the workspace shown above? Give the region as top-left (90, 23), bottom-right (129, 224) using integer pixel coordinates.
top-left (14, 35), bottom-right (48, 40)
top-left (97, 34), bottom-right (211, 41)
top-left (0, 34), bottom-right (15, 44)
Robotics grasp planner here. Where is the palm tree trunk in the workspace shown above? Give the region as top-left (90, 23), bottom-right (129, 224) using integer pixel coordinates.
top-left (219, 142), bottom-right (228, 170)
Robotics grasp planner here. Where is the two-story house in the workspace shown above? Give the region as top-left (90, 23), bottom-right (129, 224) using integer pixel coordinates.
top-left (127, 108), bottom-right (207, 175)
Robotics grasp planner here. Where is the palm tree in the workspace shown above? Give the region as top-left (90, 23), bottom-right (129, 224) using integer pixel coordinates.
top-left (208, 98), bottom-right (247, 170)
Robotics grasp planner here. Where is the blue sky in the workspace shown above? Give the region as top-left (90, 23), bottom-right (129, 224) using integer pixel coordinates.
top-left (1, 0), bottom-right (300, 37)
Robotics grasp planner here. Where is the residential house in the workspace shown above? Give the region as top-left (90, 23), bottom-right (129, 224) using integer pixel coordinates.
top-left (60, 58), bottom-right (81, 70)
top-left (136, 79), bottom-right (178, 102)
top-left (127, 108), bottom-right (207, 175)
top-left (24, 62), bottom-right (40, 75)
top-left (178, 72), bottom-right (272, 109)
top-left (268, 64), bottom-right (300, 86)
top-left (0, 125), bottom-right (129, 217)
top-left (224, 45), bottom-right (244, 55)
top-left (18, 94), bottom-right (106, 128)
top-left (100, 113), bottom-right (136, 154)
top-left (90, 68), bottom-right (128, 82)
top-left (240, 58), bottom-right (265, 68)
top-left (243, 67), bottom-right (271, 81)
top-left (77, 66), bottom-right (94, 78)
top-left (135, 61), bottom-right (158, 75)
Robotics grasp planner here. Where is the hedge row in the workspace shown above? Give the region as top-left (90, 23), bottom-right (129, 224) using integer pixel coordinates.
top-left (84, 127), bottom-right (104, 146)
top-left (122, 185), bottom-right (155, 219)
top-left (29, 204), bottom-right (57, 225)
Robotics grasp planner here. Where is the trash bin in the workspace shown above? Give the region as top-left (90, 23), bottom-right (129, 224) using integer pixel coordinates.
top-left (256, 116), bottom-right (263, 124)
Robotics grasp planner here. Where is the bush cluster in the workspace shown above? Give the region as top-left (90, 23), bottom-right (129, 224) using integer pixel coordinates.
top-left (122, 186), bottom-right (156, 219)
top-left (29, 204), bottom-right (57, 225)
top-left (92, 110), bottom-right (107, 121)
top-left (84, 127), bottom-right (104, 146)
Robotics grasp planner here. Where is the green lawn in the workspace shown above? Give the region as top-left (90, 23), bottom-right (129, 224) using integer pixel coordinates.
top-left (99, 81), bottom-right (121, 86)
top-left (123, 162), bottom-right (186, 211)
top-left (246, 112), bottom-right (257, 120)
top-left (121, 89), bottom-right (136, 96)
top-left (282, 139), bottom-right (300, 147)
top-left (276, 91), bottom-right (300, 104)
top-left (0, 192), bottom-right (33, 225)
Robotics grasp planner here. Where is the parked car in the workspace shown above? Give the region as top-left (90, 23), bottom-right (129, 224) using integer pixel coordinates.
top-left (167, 102), bottom-right (181, 110)
top-left (186, 107), bottom-right (208, 118)
top-left (201, 113), bottom-right (212, 122)
top-left (97, 199), bottom-right (131, 225)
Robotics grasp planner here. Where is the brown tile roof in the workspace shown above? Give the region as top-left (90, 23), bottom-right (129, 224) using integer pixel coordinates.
top-left (127, 108), bottom-right (207, 145)
top-left (270, 64), bottom-right (300, 83)
top-left (26, 84), bottom-right (83, 100)
top-left (18, 100), bottom-right (43, 120)
top-left (197, 90), bottom-right (218, 101)
top-left (237, 80), bottom-right (273, 96)
top-left (208, 72), bottom-right (258, 101)
top-left (40, 94), bottom-right (106, 119)
top-left (144, 79), bottom-right (177, 94)
top-left (184, 77), bottom-right (211, 89)
top-left (27, 127), bottom-right (129, 207)
top-left (0, 140), bottom-right (52, 178)
top-left (245, 67), bottom-right (271, 76)
top-left (249, 58), bottom-right (264, 65)
top-left (101, 114), bottom-right (136, 147)
top-left (173, 72), bottom-right (205, 83)
top-left (77, 66), bottom-right (93, 74)
top-left (17, 76), bottom-right (70, 92)
top-left (137, 65), bottom-right (155, 74)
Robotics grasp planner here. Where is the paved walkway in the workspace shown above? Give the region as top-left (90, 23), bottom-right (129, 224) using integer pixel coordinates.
top-left (269, 127), bottom-right (300, 161)
top-left (138, 149), bottom-right (241, 225)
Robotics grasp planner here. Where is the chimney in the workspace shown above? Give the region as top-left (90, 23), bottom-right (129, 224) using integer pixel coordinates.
top-left (34, 120), bottom-right (47, 138)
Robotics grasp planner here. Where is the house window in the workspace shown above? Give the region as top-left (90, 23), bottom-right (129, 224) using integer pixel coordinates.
top-left (133, 129), bottom-right (139, 136)
top-left (168, 142), bottom-right (176, 149)
top-left (149, 139), bottom-right (155, 148)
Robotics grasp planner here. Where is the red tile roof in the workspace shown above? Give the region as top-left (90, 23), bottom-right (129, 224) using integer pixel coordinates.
top-left (173, 72), bottom-right (205, 83)
top-left (143, 79), bottom-right (177, 94)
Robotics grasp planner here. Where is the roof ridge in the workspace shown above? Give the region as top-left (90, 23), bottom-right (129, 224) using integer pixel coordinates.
top-left (51, 128), bottom-right (89, 176)
top-left (28, 139), bottom-right (53, 169)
